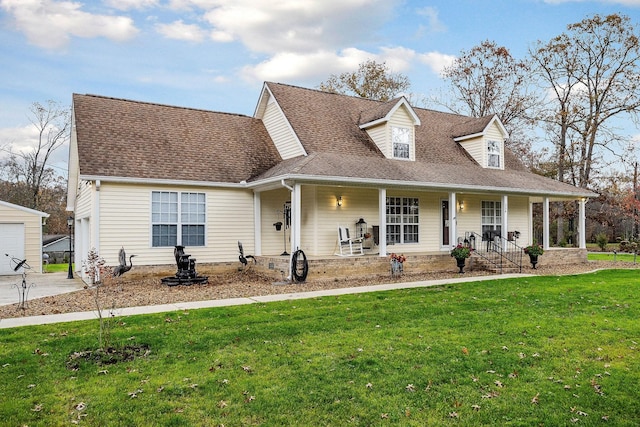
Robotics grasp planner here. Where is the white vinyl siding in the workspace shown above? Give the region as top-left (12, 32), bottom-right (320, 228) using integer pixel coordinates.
top-left (262, 96), bottom-right (305, 159)
top-left (97, 184), bottom-right (253, 266)
top-left (362, 104), bottom-right (416, 160)
top-left (365, 123), bottom-right (387, 155)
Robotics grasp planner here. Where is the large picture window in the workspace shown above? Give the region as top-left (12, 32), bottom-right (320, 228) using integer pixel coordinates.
top-left (481, 200), bottom-right (502, 237)
top-left (152, 191), bottom-right (206, 247)
top-left (386, 197), bottom-right (419, 244)
top-left (392, 126), bottom-right (410, 159)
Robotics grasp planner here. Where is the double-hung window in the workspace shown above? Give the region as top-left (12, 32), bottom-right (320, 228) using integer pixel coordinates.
top-left (481, 200), bottom-right (502, 237)
top-left (152, 191), bottom-right (206, 247)
top-left (487, 140), bottom-right (501, 168)
top-left (392, 126), bottom-right (410, 159)
top-left (386, 197), bottom-right (419, 244)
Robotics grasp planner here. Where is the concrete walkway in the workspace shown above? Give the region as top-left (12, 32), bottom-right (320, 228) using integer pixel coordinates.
top-left (0, 273), bottom-right (531, 329)
top-left (0, 272), bottom-right (85, 306)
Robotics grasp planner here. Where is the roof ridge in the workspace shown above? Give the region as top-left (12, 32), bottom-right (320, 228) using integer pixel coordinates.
top-left (73, 93), bottom-right (253, 119)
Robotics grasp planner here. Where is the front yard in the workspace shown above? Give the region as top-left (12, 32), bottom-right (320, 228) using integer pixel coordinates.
top-left (0, 269), bottom-right (638, 425)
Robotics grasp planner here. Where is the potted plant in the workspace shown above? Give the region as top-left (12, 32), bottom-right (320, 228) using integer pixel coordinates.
top-left (389, 253), bottom-right (406, 277)
top-left (450, 244), bottom-right (471, 273)
top-left (524, 242), bottom-right (544, 269)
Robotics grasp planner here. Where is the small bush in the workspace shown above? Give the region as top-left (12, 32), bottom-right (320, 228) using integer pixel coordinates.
top-left (596, 233), bottom-right (609, 252)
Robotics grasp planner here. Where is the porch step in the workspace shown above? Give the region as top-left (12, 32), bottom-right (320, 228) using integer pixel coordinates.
top-left (470, 252), bottom-right (522, 274)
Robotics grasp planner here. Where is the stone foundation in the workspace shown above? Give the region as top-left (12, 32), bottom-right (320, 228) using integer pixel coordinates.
top-left (119, 248), bottom-right (588, 282)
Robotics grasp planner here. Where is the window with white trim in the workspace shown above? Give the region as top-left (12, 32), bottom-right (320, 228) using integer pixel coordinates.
top-left (481, 200), bottom-right (502, 237)
top-left (392, 126), bottom-right (410, 159)
top-left (152, 191), bottom-right (206, 247)
top-left (386, 197), bottom-right (419, 244)
top-left (487, 140), bottom-right (501, 168)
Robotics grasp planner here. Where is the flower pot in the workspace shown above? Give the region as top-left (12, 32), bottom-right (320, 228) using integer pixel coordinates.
top-left (455, 257), bottom-right (466, 274)
top-left (528, 254), bottom-right (538, 269)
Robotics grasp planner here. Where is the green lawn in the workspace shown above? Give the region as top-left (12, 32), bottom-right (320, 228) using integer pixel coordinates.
top-left (588, 252), bottom-right (639, 263)
top-left (44, 263), bottom-right (74, 273)
top-left (1, 270), bottom-right (638, 426)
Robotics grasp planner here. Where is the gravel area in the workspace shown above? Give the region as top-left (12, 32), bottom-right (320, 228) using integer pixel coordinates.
top-left (0, 261), bottom-right (637, 320)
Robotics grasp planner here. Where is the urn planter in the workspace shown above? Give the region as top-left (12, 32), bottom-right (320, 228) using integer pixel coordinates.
top-left (528, 254), bottom-right (539, 269)
top-left (455, 257), bottom-right (466, 274)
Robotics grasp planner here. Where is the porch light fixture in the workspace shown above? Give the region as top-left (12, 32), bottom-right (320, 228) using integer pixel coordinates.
top-left (67, 216), bottom-right (74, 279)
top-left (337, 196), bottom-right (343, 207)
top-left (458, 201), bottom-right (464, 212)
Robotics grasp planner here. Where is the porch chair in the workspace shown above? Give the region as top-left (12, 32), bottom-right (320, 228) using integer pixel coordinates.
top-left (336, 225), bottom-right (364, 256)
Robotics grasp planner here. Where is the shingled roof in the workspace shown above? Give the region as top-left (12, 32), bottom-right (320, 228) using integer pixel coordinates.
top-left (72, 83), bottom-right (594, 198)
top-left (254, 82), bottom-right (593, 198)
top-left (73, 94), bottom-right (281, 183)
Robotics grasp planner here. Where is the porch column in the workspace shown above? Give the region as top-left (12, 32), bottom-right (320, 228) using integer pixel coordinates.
top-left (543, 197), bottom-right (550, 250)
top-left (578, 198), bottom-right (586, 249)
top-left (378, 188), bottom-right (387, 256)
top-left (292, 183), bottom-right (301, 252)
top-left (449, 192), bottom-right (457, 247)
top-left (502, 195), bottom-right (508, 250)
top-left (254, 192), bottom-right (261, 256)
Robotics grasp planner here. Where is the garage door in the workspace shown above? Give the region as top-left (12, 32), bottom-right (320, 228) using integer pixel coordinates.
top-left (0, 223), bottom-right (25, 275)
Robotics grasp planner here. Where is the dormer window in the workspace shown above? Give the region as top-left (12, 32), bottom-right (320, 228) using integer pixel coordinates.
top-left (392, 126), bottom-right (410, 159)
top-left (487, 140), bottom-right (501, 168)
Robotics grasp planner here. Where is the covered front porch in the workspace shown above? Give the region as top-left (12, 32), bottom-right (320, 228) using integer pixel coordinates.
top-left (251, 182), bottom-right (589, 264)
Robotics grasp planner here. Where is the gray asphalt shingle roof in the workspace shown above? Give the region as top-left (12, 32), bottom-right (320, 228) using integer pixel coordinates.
top-left (72, 83), bottom-right (594, 198)
top-left (73, 94), bottom-right (281, 183)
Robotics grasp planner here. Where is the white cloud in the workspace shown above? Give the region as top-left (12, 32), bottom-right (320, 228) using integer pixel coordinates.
top-left (240, 46), bottom-right (448, 83)
top-left (418, 51), bottom-right (456, 76)
top-left (179, 0), bottom-right (400, 54)
top-left (416, 6), bottom-right (447, 33)
top-left (156, 20), bottom-right (206, 41)
top-left (0, 0), bottom-right (139, 49)
top-left (104, 0), bottom-right (158, 10)
top-left (0, 124), bottom-right (40, 154)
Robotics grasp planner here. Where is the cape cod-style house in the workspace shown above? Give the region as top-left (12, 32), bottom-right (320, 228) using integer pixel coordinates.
top-left (67, 82), bottom-right (596, 280)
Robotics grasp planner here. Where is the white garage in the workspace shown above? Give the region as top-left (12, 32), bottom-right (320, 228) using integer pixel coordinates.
top-left (0, 200), bottom-right (49, 275)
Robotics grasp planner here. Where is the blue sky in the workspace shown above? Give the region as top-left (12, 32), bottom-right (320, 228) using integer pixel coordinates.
top-left (1, 0), bottom-right (639, 175)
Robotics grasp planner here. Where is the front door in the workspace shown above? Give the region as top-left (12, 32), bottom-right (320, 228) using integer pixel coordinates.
top-left (441, 200), bottom-right (449, 247)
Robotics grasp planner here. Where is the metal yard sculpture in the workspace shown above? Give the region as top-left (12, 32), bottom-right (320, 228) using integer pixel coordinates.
top-left (113, 247), bottom-right (136, 277)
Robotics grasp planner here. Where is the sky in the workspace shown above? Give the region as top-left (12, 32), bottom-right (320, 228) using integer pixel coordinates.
top-left (1, 0), bottom-right (640, 177)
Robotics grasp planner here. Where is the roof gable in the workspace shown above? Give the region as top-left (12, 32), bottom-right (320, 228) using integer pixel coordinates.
top-left (358, 97), bottom-right (421, 129)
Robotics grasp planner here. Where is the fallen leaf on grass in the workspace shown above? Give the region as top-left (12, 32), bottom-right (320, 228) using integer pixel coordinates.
top-left (32, 404), bottom-right (43, 412)
top-left (405, 384), bottom-right (415, 392)
top-left (449, 412), bottom-right (458, 418)
top-left (366, 382), bottom-right (373, 389)
top-left (531, 393), bottom-right (539, 404)
top-left (472, 404), bottom-right (481, 411)
top-left (380, 413), bottom-right (389, 419)
top-left (217, 400), bottom-right (227, 408)
top-left (75, 402), bottom-right (86, 411)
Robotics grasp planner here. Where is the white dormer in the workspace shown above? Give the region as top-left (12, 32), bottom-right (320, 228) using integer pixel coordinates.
top-left (453, 115), bottom-right (508, 170)
top-left (359, 97), bottom-right (421, 161)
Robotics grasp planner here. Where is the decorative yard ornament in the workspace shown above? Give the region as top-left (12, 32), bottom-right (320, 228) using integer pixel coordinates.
top-left (112, 247), bottom-right (136, 277)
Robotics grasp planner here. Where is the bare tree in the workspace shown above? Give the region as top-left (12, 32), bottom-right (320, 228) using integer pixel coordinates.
top-left (435, 40), bottom-right (540, 163)
top-left (318, 59), bottom-right (411, 102)
top-left (0, 100), bottom-right (70, 210)
top-left (530, 13), bottom-right (640, 188)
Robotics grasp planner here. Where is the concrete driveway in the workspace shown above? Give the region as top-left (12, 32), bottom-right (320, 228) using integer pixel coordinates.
top-left (0, 272), bottom-right (85, 306)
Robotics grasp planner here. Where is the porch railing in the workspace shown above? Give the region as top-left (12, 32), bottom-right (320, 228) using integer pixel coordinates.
top-left (464, 231), bottom-right (523, 273)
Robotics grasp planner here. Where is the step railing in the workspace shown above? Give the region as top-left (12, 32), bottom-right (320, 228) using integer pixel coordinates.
top-left (463, 231), bottom-right (523, 273)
